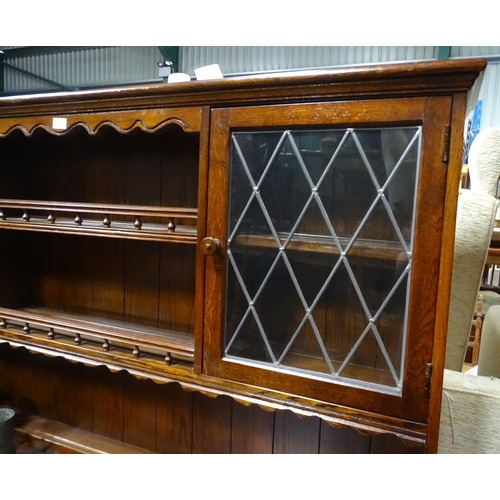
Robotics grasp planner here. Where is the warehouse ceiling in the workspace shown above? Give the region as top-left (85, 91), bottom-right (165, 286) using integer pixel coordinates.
top-left (0, 46), bottom-right (165, 96)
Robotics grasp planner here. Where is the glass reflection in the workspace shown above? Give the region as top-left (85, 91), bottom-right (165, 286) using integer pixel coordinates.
top-left (225, 127), bottom-right (421, 391)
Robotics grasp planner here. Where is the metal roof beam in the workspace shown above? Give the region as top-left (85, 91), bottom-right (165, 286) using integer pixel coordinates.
top-left (0, 60), bottom-right (76, 91)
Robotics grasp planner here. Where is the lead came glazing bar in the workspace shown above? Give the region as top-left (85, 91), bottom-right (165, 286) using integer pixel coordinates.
top-left (225, 126), bottom-right (422, 391)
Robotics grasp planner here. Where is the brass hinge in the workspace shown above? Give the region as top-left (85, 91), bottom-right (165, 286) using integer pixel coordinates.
top-left (442, 125), bottom-right (451, 163)
top-left (424, 362), bottom-right (433, 397)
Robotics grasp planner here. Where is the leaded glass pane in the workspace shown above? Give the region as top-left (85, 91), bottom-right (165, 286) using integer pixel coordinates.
top-left (225, 127), bottom-right (421, 392)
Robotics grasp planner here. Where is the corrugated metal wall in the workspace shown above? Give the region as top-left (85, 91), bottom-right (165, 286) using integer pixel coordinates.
top-left (179, 46), bottom-right (438, 76)
top-left (451, 46), bottom-right (500, 58)
top-left (2, 47), bottom-right (163, 92)
top-left (477, 62), bottom-right (500, 129)
top-left (4, 46), bottom-right (500, 92)
top-left (2, 46), bottom-right (439, 94)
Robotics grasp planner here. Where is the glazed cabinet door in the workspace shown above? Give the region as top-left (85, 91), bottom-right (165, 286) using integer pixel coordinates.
top-left (203, 97), bottom-right (453, 426)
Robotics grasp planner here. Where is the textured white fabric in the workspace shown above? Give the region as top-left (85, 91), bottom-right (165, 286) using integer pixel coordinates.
top-left (468, 127), bottom-right (500, 197)
top-left (478, 305), bottom-right (500, 378)
top-left (438, 369), bottom-right (500, 454)
top-left (444, 190), bottom-right (498, 371)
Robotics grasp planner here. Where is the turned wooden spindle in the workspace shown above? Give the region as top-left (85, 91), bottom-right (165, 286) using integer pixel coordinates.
top-left (103, 215), bottom-right (111, 228)
top-left (134, 216), bottom-right (142, 229)
top-left (133, 346), bottom-right (141, 358)
top-left (75, 214), bottom-right (82, 225)
top-left (48, 328), bottom-right (55, 339)
top-left (47, 213), bottom-right (56, 223)
top-left (23, 323), bottom-right (30, 334)
top-left (22, 211), bottom-right (30, 222)
top-left (167, 218), bottom-right (176, 232)
top-left (103, 339), bottom-right (110, 351)
top-left (75, 333), bottom-right (82, 345)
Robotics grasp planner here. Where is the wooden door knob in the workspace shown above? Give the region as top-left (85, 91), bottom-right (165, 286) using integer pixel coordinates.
top-left (201, 237), bottom-right (220, 256)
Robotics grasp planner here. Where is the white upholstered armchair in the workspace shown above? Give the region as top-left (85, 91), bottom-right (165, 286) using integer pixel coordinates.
top-left (438, 127), bottom-right (500, 453)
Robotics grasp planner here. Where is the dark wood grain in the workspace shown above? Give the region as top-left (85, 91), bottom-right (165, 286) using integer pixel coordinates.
top-left (0, 231), bottom-right (31, 308)
top-left (371, 433), bottom-right (424, 454)
top-left (58, 235), bottom-right (93, 316)
top-left (91, 366), bottom-right (125, 442)
top-left (156, 382), bottom-right (193, 453)
top-left (192, 392), bottom-right (232, 453)
top-left (193, 107), bottom-right (211, 374)
top-left (16, 413), bottom-right (153, 454)
top-left (231, 401), bottom-right (275, 453)
top-left (426, 92), bottom-right (469, 454)
top-left (91, 238), bottom-right (125, 322)
top-left (0, 344), bottom-right (422, 453)
top-left (0, 307), bottom-right (195, 362)
top-left (203, 108), bottom-right (230, 376)
top-left (274, 411), bottom-right (321, 454)
top-left (124, 240), bottom-right (159, 331)
top-left (159, 244), bottom-right (196, 336)
top-left (0, 218), bottom-right (197, 243)
top-left (41, 357), bottom-right (93, 432)
top-left (0, 106), bottom-right (203, 135)
top-left (0, 346), bottom-right (18, 410)
top-left (319, 421), bottom-right (371, 453)
top-left (6, 347), bottom-right (43, 416)
top-left (123, 374), bottom-right (158, 450)
top-left (0, 345), bottom-right (8, 406)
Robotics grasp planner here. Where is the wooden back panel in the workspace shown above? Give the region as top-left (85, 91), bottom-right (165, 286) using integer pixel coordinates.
top-left (0, 344), bottom-right (423, 453)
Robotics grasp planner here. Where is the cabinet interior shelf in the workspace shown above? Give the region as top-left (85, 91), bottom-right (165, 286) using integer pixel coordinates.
top-left (233, 233), bottom-right (406, 260)
top-left (0, 199), bottom-right (198, 243)
top-left (0, 306), bottom-right (194, 365)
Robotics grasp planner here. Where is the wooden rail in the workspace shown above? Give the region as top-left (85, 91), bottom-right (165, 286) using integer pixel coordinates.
top-left (0, 307), bottom-right (195, 365)
top-left (0, 199), bottom-right (198, 243)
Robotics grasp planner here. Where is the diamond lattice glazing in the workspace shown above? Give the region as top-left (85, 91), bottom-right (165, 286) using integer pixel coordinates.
top-left (225, 127), bottom-right (421, 390)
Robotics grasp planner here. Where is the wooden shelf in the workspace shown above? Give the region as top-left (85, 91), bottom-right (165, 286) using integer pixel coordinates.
top-left (0, 306), bottom-right (195, 366)
top-left (232, 232), bottom-right (406, 260)
top-left (0, 199), bottom-right (197, 243)
top-left (275, 353), bottom-right (398, 389)
top-left (15, 413), bottom-right (154, 454)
